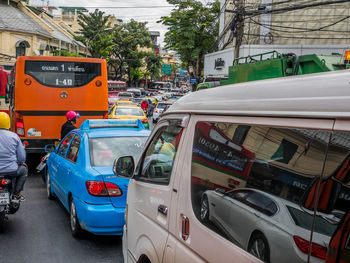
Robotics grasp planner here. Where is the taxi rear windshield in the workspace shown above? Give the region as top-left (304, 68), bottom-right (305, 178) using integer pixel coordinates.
top-left (25, 61), bottom-right (101, 87)
top-left (115, 108), bottom-right (144, 116)
top-left (90, 137), bottom-right (148, 167)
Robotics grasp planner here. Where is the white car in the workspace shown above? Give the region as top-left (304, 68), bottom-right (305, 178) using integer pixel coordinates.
top-left (152, 102), bottom-right (172, 123)
top-left (201, 188), bottom-right (335, 263)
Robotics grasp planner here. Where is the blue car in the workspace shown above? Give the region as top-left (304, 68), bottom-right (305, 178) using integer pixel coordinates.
top-left (45, 119), bottom-right (151, 237)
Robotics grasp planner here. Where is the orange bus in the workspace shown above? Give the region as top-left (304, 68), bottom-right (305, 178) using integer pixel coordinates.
top-left (6, 56), bottom-right (108, 153)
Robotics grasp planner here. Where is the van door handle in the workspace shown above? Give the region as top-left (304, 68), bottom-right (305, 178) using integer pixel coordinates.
top-left (181, 215), bottom-right (190, 241)
top-left (254, 212), bottom-right (261, 218)
top-left (158, 204), bottom-right (168, 216)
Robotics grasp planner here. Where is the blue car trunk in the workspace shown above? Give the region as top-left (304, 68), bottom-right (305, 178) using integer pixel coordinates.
top-left (92, 167), bottom-right (129, 209)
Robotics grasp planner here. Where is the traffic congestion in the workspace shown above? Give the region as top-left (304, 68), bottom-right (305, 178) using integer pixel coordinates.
top-left (2, 0), bottom-right (350, 262)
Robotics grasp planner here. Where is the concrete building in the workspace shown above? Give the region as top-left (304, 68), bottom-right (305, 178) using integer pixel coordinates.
top-left (205, 0), bottom-right (350, 79)
top-left (0, 0), bottom-right (86, 69)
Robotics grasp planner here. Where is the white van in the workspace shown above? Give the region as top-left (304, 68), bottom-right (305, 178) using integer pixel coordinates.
top-left (115, 70), bottom-right (350, 263)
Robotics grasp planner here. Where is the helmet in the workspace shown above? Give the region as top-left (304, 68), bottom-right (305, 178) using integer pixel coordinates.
top-left (0, 112), bottom-right (10, 130)
top-left (66, 111), bottom-right (80, 121)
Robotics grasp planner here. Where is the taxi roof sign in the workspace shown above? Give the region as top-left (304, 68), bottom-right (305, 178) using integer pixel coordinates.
top-left (80, 119), bottom-right (143, 130)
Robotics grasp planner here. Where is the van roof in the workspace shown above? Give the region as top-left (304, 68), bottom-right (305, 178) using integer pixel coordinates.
top-left (166, 70), bottom-right (350, 119)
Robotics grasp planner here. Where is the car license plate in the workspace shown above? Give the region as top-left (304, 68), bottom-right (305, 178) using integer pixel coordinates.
top-left (0, 192), bottom-right (9, 205)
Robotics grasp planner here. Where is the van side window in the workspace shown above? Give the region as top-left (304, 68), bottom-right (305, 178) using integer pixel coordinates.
top-left (191, 121), bottom-right (330, 262)
top-left (137, 125), bottom-right (183, 185)
top-left (309, 131), bottom-right (350, 257)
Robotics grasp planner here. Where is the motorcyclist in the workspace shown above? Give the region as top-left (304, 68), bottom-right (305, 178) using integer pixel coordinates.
top-left (61, 111), bottom-right (80, 139)
top-left (0, 112), bottom-right (28, 202)
top-left (141, 99), bottom-right (149, 114)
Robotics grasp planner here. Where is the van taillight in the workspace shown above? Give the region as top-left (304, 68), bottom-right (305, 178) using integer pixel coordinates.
top-left (15, 113), bottom-right (25, 136)
top-left (293, 236), bottom-right (327, 260)
top-left (86, 181), bottom-right (122, 197)
top-left (103, 113), bottom-right (108, 119)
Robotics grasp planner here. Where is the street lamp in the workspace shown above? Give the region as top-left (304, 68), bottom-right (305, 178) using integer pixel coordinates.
top-left (85, 27), bottom-right (113, 57)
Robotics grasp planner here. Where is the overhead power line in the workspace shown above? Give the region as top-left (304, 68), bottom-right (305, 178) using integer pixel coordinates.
top-left (64, 6), bottom-right (174, 9)
top-left (226, 0), bottom-right (350, 16)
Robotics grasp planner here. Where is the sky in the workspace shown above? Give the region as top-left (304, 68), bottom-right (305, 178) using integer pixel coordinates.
top-left (29, 0), bottom-right (177, 46)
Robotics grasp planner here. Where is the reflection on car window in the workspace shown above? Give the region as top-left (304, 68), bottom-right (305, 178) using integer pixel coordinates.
top-left (191, 121), bottom-right (330, 263)
top-left (90, 137), bottom-right (148, 167)
top-left (57, 133), bottom-right (74, 157)
top-left (137, 125), bottom-right (183, 185)
top-left (115, 107), bottom-right (144, 116)
top-left (66, 135), bottom-right (80, 163)
top-left (287, 205), bottom-right (336, 237)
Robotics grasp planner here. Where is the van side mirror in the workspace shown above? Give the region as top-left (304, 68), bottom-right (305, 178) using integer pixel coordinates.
top-left (113, 156), bottom-right (135, 177)
top-left (301, 177), bottom-right (342, 214)
top-left (45, 144), bottom-right (56, 153)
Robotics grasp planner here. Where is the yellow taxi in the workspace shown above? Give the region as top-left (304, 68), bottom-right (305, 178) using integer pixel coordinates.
top-left (108, 105), bottom-right (149, 129)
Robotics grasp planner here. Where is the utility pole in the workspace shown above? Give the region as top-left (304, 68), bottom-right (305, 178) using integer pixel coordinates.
top-left (234, 0), bottom-right (244, 63)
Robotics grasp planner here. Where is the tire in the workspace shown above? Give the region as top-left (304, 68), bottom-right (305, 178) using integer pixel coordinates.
top-left (248, 232), bottom-right (270, 263)
top-left (200, 195), bottom-right (210, 223)
top-left (0, 210), bottom-right (5, 233)
top-left (70, 197), bottom-right (83, 238)
top-left (46, 171), bottom-right (55, 200)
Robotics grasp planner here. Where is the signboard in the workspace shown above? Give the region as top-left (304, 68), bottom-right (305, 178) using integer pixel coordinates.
top-left (190, 78), bottom-right (197, 84)
top-left (161, 64), bottom-right (172, 75)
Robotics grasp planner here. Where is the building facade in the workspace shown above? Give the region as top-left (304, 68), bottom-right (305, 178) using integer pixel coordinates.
top-left (205, 0), bottom-right (350, 79)
top-left (0, 0), bottom-right (86, 69)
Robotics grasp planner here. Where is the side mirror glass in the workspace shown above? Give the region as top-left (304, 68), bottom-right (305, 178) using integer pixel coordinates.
top-left (113, 156), bottom-right (135, 177)
top-left (301, 177), bottom-right (342, 214)
top-left (44, 144), bottom-right (56, 153)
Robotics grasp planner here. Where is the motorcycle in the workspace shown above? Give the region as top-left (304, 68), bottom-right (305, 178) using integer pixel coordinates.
top-left (37, 153), bottom-right (50, 182)
top-left (0, 174), bottom-right (20, 232)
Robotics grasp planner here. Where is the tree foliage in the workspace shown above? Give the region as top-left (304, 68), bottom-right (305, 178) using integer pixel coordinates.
top-left (75, 9), bottom-right (114, 59)
top-left (110, 19), bottom-right (152, 85)
top-left (159, 0), bottom-right (220, 79)
top-left (145, 52), bottom-right (162, 81)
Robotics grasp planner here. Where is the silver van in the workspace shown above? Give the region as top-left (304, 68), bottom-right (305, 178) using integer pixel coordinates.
top-left (116, 70), bottom-right (350, 263)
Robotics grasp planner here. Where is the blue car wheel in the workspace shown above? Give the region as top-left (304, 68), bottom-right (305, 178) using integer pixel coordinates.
top-left (46, 171), bottom-right (55, 200)
top-left (70, 197), bottom-right (83, 238)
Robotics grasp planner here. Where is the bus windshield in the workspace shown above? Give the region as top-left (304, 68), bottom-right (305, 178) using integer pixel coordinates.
top-left (25, 61), bottom-right (101, 87)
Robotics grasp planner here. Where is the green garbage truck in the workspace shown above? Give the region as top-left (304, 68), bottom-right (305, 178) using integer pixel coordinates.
top-left (197, 50), bottom-right (350, 91)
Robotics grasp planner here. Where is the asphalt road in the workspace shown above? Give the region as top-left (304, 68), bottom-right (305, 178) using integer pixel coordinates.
top-left (0, 168), bottom-right (123, 263)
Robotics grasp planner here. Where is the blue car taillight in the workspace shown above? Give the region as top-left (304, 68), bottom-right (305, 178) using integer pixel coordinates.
top-left (86, 181), bottom-right (122, 197)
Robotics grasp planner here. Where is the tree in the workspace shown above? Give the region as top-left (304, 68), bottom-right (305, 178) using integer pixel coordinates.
top-left (75, 9), bottom-right (114, 59)
top-left (110, 20), bottom-right (152, 85)
top-left (159, 0), bottom-right (220, 80)
top-left (145, 52), bottom-right (162, 82)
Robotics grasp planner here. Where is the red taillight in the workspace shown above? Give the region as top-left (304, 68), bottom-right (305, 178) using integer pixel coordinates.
top-left (15, 112), bottom-right (25, 136)
top-left (141, 119), bottom-right (148, 123)
top-left (103, 113), bottom-right (108, 119)
top-left (1, 179), bottom-right (10, 185)
top-left (154, 109), bottom-right (158, 113)
top-left (86, 181), bottom-right (122, 197)
top-left (293, 236), bottom-right (327, 260)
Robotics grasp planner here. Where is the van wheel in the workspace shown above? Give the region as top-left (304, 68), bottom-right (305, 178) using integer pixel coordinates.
top-left (248, 232), bottom-right (270, 263)
top-left (200, 195), bottom-right (210, 223)
top-left (70, 197), bottom-right (83, 238)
